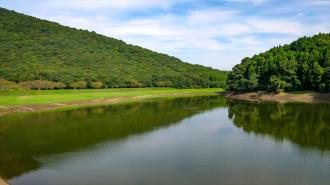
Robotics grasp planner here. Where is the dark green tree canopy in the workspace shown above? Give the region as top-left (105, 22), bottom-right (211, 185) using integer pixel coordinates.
top-left (0, 7), bottom-right (227, 89)
top-left (227, 33), bottom-right (330, 92)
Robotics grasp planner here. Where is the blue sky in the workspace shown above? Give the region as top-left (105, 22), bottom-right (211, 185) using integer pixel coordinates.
top-left (1, 0), bottom-right (329, 70)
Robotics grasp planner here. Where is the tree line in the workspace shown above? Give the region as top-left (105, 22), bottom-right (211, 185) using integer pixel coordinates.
top-left (227, 33), bottom-right (330, 92)
top-left (0, 79), bottom-right (183, 90)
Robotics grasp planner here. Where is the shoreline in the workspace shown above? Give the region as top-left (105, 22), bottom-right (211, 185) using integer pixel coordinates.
top-left (2, 89), bottom-right (328, 116)
top-left (0, 178), bottom-right (9, 185)
top-left (0, 91), bottom-right (219, 117)
top-left (225, 91), bottom-right (330, 104)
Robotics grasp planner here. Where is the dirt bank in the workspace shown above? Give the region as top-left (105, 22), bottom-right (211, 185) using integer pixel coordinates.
top-left (225, 92), bottom-right (330, 103)
top-left (0, 178), bottom-right (9, 185)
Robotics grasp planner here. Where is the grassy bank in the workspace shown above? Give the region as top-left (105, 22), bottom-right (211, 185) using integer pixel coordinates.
top-left (0, 88), bottom-right (223, 116)
top-left (0, 88), bottom-right (223, 106)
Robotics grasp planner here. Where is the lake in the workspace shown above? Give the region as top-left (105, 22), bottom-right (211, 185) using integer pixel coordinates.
top-left (0, 96), bottom-right (329, 185)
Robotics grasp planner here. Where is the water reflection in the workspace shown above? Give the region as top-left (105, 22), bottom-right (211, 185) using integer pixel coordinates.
top-left (228, 100), bottom-right (330, 150)
top-left (0, 96), bottom-right (226, 179)
top-left (1, 96), bottom-right (330, 185)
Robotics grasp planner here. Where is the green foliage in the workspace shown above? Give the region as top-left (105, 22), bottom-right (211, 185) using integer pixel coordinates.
top-left (90, 81), bottom-right (103, 89)
top-left (69, 81), bottom-right (87, 89)
top-left (128, 80), bottom-right (144, 88)
top-left (18, 80), bottom-right (66, 90)
top-left (227, 33), bottom-right (330, 92)
top-left (155, 80), bottom-right (173, 87)
top-left (0, 8), bottom-right (227, 89)
top-left (269, 76), bottom-right (287, 92)
top-left (1, 79), bottom-right (66, 90)
top-left (0, 79), bottom-right (20, 90)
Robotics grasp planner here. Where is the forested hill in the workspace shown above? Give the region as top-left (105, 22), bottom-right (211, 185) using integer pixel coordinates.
top-left (227, 33), bottom-right (330, 92)
top-left (0, 7), bottom-right (227, 89)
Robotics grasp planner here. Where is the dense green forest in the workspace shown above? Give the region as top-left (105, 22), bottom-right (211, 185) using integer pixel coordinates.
top-left (0, 7), bottom-right (227, 89)
top-left (227, 33), bottom-right (330, 92)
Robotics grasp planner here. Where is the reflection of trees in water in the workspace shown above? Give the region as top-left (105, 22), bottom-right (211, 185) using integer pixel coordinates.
top-left (228, 101), bottom-right (330, 151)
top-left (0, 96), bottom-right (226, 179)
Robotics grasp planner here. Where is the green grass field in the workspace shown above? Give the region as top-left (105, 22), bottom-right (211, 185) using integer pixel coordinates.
top-left (0, 88), bottom-right (224, 106)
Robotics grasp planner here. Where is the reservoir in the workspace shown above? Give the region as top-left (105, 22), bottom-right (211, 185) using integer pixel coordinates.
top-left (0, 96), bottom-right (329, 185)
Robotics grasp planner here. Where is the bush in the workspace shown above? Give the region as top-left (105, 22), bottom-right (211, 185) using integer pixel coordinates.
top-left (319, 83), bottom-right (327, 93)
top-left (155, 80), bottom-right (173, 87)
top-left (90, 81), bottom-right (103, 89)
top-left (18, 80), bottom-right (66, 90)
top-left (269, 76), bottom-right (287, 92)
top-left (0, 79), bottom-right (20, 90)
top-left (69, 81), bottom-right (87, 89)
top-left (129, 80), bottom-right (144, 88)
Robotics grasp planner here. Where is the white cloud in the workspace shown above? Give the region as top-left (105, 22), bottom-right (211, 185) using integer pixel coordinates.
top-left (41, 4), bottom-right (328, 70)
top-left (211, 23), bottom-right (252, 36)
top-left (187, 9), bottom-right (238, 24)
top-left (42, 0), bottom-right (187, 10)
top-left (247, 19), bottom-right (303, 34)
top-left (225, 0), bottom-right (269, 5)
top-left (299, 0), bottom-right (330, 6)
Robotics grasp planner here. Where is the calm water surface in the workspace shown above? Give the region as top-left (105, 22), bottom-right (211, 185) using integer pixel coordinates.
top-left (0, 96), bottom-right (329, 185)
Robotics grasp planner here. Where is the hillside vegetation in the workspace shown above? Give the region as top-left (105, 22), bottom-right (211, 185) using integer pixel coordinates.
top-left (227, 33), bottom-right (330, 92)
top-left (0, 7), bottom-right (227, 89)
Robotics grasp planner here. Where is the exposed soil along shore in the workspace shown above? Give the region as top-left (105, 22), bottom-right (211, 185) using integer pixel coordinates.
top-left (225, 91), bottom-right (330, 103)
top-left (0, 93), bottom-right (216, 117)
top-left (0, 178), bottom-right (9, 185)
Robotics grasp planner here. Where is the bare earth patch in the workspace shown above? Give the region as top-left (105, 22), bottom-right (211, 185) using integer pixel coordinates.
top-left (0, 178), bottom-right (9, 185)
top-left (226, 92), bottom-right (330, 103)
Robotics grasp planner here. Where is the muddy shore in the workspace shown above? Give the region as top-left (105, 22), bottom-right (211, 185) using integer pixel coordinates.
top-left (225, 91), bottom-right (330, 103)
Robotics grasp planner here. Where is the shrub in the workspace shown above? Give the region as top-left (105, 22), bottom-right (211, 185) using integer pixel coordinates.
top-left (69, 81), bottom-right (87, 89)
top-left (268, 76), bottom-right (287, 92)
top-left (155, 80), bottom-right (173, 87)
top-left (0, 79), bottom-right (20, 90)
top-left (90, 81), bottom-right (103, 89)
top-left (18, 80), bottom-right (66, 90)
top-left (129, 80), bottom-right (144, 88)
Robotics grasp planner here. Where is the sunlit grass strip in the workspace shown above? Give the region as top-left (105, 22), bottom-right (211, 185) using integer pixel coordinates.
top-left (0, 88), bottom-right (224, 106)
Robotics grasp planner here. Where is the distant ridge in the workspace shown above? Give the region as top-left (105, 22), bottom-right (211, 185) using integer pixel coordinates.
top-left (0, 7), bottom-right (227, 89)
